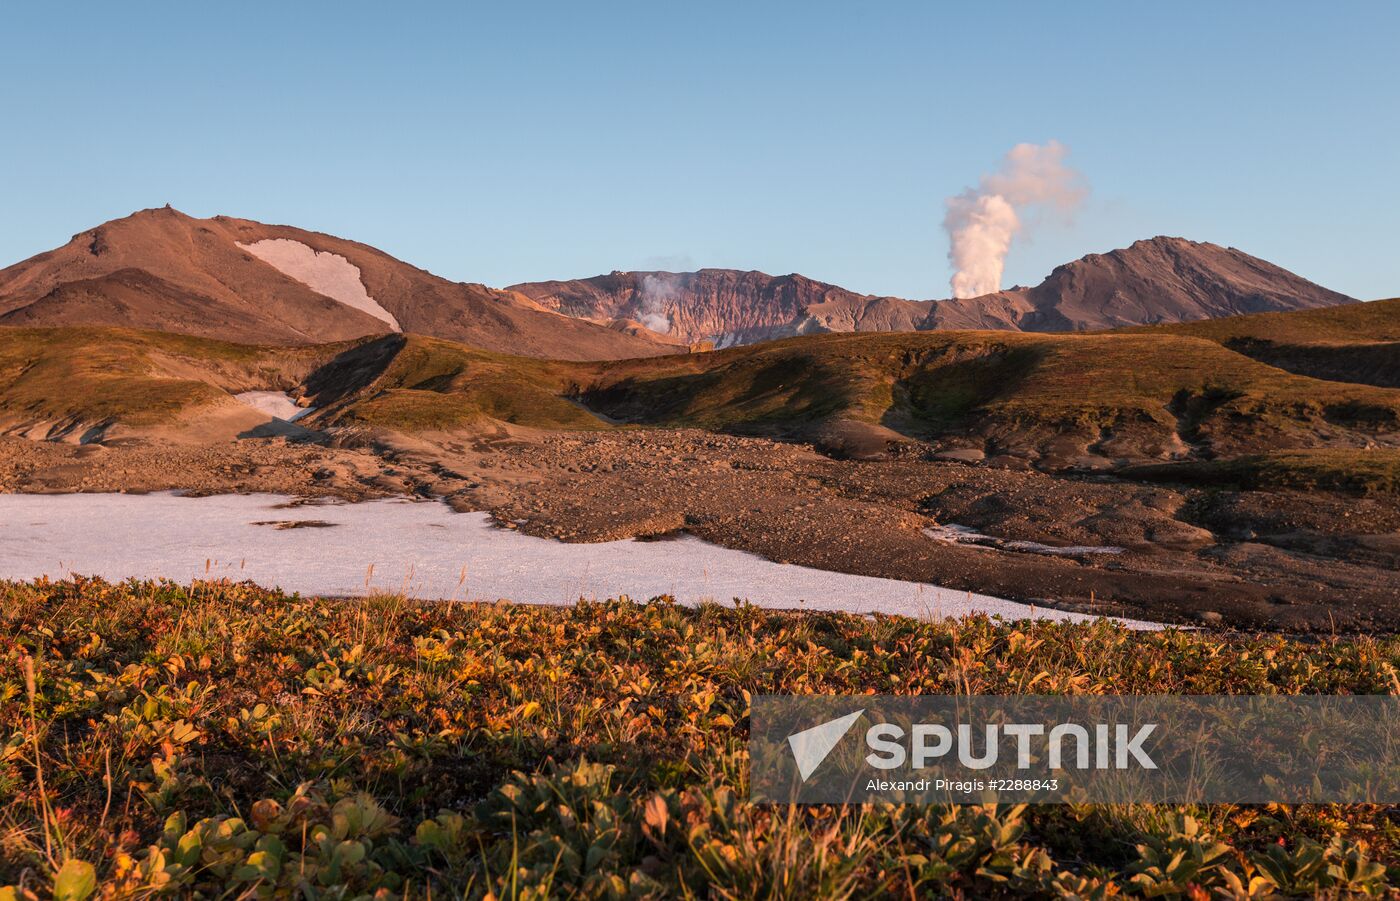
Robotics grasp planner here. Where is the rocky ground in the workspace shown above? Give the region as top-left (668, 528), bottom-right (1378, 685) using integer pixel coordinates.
top-left (0, 436), bottom-right (396, 499)
top-left (4, 430), bottom-right (1398, 632)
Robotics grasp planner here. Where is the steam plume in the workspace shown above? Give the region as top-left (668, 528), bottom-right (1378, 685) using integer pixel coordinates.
top-left (943, 141), bottom-right (1086, 298)
top-left (637, 273), bottom-right (678, 333)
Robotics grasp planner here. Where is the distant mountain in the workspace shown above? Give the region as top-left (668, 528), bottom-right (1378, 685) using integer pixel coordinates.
top-left (509, 269), bottom-right (931, 348)
top-left (934, 237), bottom-right (1358, 331)
top-left (510, 238), bottom-right (1356, 345)
top-left (0, 207), bottom-right (681, 360)
top-left (1, 210), bottom-right (1355, 358)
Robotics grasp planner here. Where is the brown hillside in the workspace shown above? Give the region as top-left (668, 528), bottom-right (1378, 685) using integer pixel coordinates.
top-left (512, 238), bottom-right (1354, 345)
top-left (0, 207), bottom-right (680, 360)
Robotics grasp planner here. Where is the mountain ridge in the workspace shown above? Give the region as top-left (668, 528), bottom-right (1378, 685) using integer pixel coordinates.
top-left (0, 207), bottom-right (682, 361)
top-left (511, 237), bottom-right (1356, 345)
top-left (0, 209), bottom-right (1358, 357)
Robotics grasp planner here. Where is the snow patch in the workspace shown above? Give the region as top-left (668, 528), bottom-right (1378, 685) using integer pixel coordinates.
top-left (924, 523), bottom-right (1125, 557)
top-left (234, 391), bottom-right (314, 422)
top-left (0, 493), bottom-right (1157, 627)
top-left (240, 238), bottom-right (401, 331)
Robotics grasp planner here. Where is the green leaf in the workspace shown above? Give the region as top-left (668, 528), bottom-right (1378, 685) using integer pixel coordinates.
top-left (232, 850), bottom-right (281, 882)
top-left (163, 810), bottom-right (187, 840)
top-left (175, 830), bottom-right (203, 867)
top-left (53, 859), bottom-right (97, 901)
top-left (416, 819), bottom-right (446, 852)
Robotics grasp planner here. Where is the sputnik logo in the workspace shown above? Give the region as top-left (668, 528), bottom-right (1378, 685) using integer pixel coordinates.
top-left (787, 709), bottom-right (864, 781)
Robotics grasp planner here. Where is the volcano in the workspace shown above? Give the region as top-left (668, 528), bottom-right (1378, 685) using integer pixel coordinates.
top-left (510, 237), bottom-right (1355, 346)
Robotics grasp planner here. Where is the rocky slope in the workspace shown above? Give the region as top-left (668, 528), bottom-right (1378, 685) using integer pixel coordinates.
top-left (511, 238), bottom-right (1355, 345)
top-left (945, 236), bottom-right (1358, 332)
top-left (0, 207), bottom-right (682, 360)
top-left (509, 269), bottom-right (929, 347)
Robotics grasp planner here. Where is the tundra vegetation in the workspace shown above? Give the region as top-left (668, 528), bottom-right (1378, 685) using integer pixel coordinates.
top-left (2, 578), bottom-right (1397, 898)
top-left (6, 299), bottom-right (1400, 467)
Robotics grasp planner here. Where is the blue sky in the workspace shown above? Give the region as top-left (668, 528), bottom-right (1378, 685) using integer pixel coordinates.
top-left (3, 2), bottom-right (1396, 299)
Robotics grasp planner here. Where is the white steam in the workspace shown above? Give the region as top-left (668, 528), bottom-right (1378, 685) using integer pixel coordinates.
top-left (943, 141), bottom-right (1086, 299)
top-left (942, 194), bottom-right (1019, 300)
top-left (637, 273), bottom-right (679, 334)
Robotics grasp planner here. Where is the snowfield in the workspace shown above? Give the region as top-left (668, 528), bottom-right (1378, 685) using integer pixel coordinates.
top-left (240, 238), bottom-right (401, 331)
top-left (0, 492), bottom-right (1158, 627)
top-left (233, 391), bottom-right (314, 422)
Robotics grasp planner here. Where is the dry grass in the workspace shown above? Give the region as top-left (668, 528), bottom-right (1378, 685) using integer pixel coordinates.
top-left (8, 325), bottom-right (1400, 467)
top-left (0, 327), bottom-right (345, 428)
top-left (582, 331), bottom-right (1400, 459)
top-left (1132, 297), bottom-right (1400, 347)
top-left (321, 336), bottom-right (612, 432)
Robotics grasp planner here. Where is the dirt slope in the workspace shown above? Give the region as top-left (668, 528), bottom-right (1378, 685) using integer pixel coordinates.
top-left (213, 215), bottom-right (684, 359)
top-left (0, 207), bottom-right (681, 360)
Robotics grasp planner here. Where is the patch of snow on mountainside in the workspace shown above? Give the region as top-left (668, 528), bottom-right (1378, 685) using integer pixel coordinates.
top-left (234, 391), bottom-right (314, 422)
top-left (240, 238), bottom-right (401, 331)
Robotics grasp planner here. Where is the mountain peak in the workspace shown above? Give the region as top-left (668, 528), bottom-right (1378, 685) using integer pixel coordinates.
top-left (118, 204), bottom-right (193, 222)
top-left (0, 209), bottom-right (683, 360)
top-left (4, 211), bottom-right (1358, 354)
top-left (1005, 236), bottom-right (1355, 331)
top-left (1127, 235), bottom-right (1198, 249)
top-left (515, 238), bottom-right (1356, 344)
